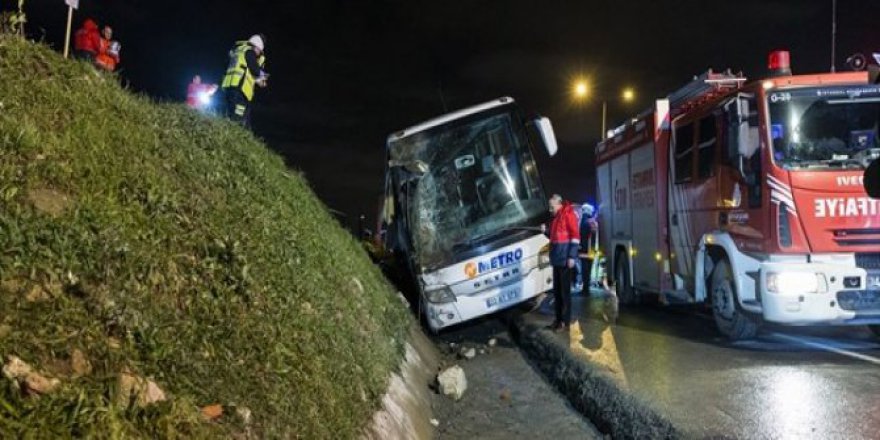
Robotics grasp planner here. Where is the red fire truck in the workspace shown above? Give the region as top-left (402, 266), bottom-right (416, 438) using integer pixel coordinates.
top-left (596, 52), bottom-right (880, 339)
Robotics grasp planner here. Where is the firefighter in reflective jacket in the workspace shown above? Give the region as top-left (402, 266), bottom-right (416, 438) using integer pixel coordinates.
top-left (221, 34), bottom-right (268, 128)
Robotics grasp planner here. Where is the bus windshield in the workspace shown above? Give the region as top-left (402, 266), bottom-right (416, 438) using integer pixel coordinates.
top-left (768, 85), bottom-right (880, 170)
top-left (390, 108), bottom-right (546, 270)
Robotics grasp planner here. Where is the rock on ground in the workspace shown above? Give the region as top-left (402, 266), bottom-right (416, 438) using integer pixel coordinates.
top-left (3, 355), bottom-right (61, 395)
top-left (116, 370), bottom-right (167, 408)
top-left (437, 365), bottom-right (467, 401)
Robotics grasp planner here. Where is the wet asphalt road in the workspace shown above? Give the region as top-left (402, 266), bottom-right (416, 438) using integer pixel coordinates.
top-left (429, 318), bottom-right (601, 440)
top-left (526, 290), bottom-right (880, 440)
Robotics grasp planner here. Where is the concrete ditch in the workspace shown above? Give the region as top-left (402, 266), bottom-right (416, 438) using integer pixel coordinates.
top-left (362, 326), bottom-right (440, 440)
top-left (508, 314), bottom-right (680, 440)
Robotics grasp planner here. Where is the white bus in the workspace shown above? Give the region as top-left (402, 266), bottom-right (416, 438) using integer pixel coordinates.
top-left (380, 97), bottom-right (559, 332)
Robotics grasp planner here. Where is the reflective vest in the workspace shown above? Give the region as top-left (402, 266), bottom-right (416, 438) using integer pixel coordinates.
top-left (221, 41), bottom-right (265, 101)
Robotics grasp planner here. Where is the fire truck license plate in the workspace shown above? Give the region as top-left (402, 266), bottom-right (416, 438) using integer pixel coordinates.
top-left (487, 287), bottom-right (521, 309)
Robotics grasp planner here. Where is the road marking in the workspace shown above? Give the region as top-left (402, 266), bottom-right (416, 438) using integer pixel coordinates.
top-left (770, 332), bottom-right (880, 366)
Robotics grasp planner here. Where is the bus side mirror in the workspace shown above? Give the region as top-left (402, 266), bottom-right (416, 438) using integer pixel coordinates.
top-left (866, 158), bottom-right (880, 199)
top-left (528, 117), bottom-right (559, 157)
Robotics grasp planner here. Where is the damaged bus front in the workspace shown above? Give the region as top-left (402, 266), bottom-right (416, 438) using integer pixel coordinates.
top-left (381, 97), bottom-right (559, 332)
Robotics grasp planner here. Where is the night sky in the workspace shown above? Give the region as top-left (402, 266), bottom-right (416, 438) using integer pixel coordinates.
top-left (15, 0), bottom-right (880, 229)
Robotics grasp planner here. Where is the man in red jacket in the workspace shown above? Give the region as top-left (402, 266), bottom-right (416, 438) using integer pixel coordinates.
top-left (544, 194), bottom-right (581, 332)
top-left (186, 75), bottom-right (219, 111)
top-left (73, 19), bottom-right (100, 62)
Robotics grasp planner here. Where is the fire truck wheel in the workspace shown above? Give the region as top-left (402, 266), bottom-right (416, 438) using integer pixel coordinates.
top-left (614, 251), bottom-right (636, 305)
top-left (710, 259), bottom-right (758, 340)
top-left (868, 326), bottom-right (880, 338)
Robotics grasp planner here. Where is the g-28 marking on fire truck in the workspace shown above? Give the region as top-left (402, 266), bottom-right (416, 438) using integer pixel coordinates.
top-left (596, 51), bottom-right (880, 340)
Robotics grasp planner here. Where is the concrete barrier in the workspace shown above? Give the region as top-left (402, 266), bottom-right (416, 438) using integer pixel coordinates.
top-left (508, 315), bottom-right (679, 440)
top-left (362, 326), bottom-right (440, 440)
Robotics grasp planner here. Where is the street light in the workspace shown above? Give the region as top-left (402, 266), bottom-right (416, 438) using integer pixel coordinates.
top-left (573, 80), bottom-right (590, 100)
top-left (570, 79), bottom-right (636, 138)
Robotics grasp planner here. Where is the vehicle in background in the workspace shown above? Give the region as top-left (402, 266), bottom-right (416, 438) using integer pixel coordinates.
top-left (379, 97), bottom-right (559, 332)
top-left (596, 52), bottom-right (880, 339)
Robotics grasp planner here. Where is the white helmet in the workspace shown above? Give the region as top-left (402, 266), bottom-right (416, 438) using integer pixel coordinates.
top-left (581, 203), bottom-right (595, 218)
top-left (248, 34), bottom-right (265, 51)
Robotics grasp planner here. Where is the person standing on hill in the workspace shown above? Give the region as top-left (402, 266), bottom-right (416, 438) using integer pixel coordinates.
top-left (95, 25), bottom-right (121, 72)
top-left (72, 18), bottom-right (100, 62)
top-left (221, 34), bottom-right (268, 129)
top-left (186, 75), bottom-right (219, 111)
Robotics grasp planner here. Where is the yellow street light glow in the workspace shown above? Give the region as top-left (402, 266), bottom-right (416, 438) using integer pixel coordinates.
top-left (573, 80), bottom-right (590, 100)
top-left (622, 88), bottom-right (635, 102)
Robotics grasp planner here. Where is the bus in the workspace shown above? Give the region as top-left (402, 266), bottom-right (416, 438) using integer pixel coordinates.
top-left (379, 97), bottom-right (559, 332)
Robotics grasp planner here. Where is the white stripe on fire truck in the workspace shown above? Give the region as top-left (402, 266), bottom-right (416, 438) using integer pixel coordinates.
top-left (766, 176), bottom-right (793, 195)
top-left (770, 191), bottom-right (799, 217)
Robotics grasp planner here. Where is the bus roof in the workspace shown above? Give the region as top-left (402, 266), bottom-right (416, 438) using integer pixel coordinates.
top-left (387, 97), bottom-right (515, 144)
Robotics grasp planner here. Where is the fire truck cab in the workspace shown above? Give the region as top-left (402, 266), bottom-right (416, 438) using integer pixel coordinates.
top-left (596, 53), bottom-right (880, 339)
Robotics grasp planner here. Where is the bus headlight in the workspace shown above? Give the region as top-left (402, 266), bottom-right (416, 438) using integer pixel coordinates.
top-left (766, 272), bottom-right (821, 294)
top-left (539, 244), bottom-right (551, 268)
top-left (425, 287), bottom-right (456, 304)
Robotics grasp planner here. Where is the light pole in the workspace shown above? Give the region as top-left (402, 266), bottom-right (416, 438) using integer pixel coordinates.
top-left (572, 80), bottom-right (636, 139)
top-left (830, 0), bottom-right (837, 72)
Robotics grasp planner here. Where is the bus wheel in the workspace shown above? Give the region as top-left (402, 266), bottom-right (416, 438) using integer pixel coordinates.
top-left (521, 292), bottom-right (547, 313)
top-left (868, 326), bottom-right (880, 338)
top-left (614, 251), bottom-right (636, 305)
top-left (710, 259), bottom-right (758, 340)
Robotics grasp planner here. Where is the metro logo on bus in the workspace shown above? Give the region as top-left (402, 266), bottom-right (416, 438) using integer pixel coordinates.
top-left (464, 248), bottom-right (524, 279)
top-left (814, 197), bottom-right (880, 218)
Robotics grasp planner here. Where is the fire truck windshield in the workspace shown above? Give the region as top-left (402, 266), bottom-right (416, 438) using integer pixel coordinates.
top-left (389, 108), bottom-right (546, 270)
top-left (768, 85), bottom-right (880, 170)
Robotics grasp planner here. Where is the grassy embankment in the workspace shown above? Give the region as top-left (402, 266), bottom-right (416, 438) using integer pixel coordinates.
top-left (0, 34), bottom-right (410, 438)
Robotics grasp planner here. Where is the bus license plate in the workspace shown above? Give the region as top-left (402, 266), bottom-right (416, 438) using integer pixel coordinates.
top-left (487, 287), bottom-right (521, 308)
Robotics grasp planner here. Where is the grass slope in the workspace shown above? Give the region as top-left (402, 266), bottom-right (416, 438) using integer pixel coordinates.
top-left (0, 35), bottom-right (410, 438)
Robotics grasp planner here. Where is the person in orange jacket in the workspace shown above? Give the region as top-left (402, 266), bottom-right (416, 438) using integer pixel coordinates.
top-left (95, 25), bottom-right (121, 72)
top-left (72, 18), bottom-right (101, 61)
top-left (186, 75), bottom-right (219, 111)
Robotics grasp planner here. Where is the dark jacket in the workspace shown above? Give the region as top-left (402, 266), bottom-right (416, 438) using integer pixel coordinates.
top-left (548, 201), bottom-right (580, 266)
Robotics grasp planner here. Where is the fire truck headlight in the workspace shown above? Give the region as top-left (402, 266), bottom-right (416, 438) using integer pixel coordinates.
top-left (425, 286), bottom-right (456, 304)
top-left (766, 272), bottom-right (821, 294)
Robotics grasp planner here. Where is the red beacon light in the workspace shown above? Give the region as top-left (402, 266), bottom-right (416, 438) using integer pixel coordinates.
top-left (768, 50), bottom-right (792, 77)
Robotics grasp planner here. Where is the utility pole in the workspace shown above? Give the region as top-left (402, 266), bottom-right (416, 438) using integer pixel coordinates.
top-left (830, 0), bottom-right (837, 73)
top-left (601, 100), bottom-right (607, 140)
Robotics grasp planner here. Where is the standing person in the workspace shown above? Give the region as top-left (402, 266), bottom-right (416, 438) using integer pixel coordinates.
top-left (186, 75), bottom-right (219, 111)
top-left (544, 194), bottom-right (581, 332)
top-left (578, 203), bottom-right (599, 292)
top-left (72, 19), bottom-right (100, 62)
top-left (95, 25), bottom-right (121, 72)
top-left (221, 34), bottom-right (268, 129)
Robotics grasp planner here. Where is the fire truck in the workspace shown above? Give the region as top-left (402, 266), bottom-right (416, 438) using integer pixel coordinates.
top-left (596, 52), bottom-right (880, 339)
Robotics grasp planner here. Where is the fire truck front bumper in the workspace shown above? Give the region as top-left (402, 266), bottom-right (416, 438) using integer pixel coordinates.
top-left (759, 261), bottom-right (880, 325)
